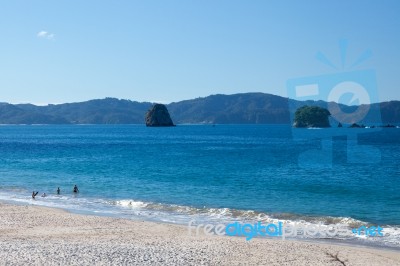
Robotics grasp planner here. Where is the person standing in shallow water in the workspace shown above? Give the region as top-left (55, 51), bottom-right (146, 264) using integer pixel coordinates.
top-left (32, 191), bottom-right (39, 199)
top-left (73, 185), bottom-right (79, 193)
top-left (57, 187), bottom-right (60, 195)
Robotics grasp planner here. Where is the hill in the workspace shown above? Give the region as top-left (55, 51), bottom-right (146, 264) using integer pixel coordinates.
top-left (167, 93), bottom-right (290, 124)
top-left (13, 98), bottom-right (152, 124)
top-left (0, 93), bottom-right (398, 124)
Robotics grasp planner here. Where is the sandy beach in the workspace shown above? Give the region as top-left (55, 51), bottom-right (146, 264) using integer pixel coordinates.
top-left (0, 202), bottom-right (398, 265)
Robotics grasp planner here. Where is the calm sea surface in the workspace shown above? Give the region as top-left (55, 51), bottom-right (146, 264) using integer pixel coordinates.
top-left (0, 125), bottom-right (399, 247)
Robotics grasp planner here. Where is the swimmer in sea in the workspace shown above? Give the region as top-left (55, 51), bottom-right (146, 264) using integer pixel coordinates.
top-left (73, 185), bottom-right (79, 193)
top-left (57, 187), bottom-right (60, 195)
top-left (32, 191), bottom-right (39, 199)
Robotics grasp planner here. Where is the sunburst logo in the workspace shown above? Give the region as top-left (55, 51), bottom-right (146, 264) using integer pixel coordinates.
top-left (316, 39), bottom-right (372, 71)
top-left (315, 40), bottom-right (376, 124)
top-left (286, 40), bottom-right (382, 168)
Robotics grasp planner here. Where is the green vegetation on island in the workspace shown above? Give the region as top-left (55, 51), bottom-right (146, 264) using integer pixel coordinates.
top-left (293, 106), bottom-right (331, 128)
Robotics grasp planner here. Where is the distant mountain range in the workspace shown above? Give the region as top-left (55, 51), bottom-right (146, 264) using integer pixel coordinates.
top-left (0, 93), bottom-right (399, 125)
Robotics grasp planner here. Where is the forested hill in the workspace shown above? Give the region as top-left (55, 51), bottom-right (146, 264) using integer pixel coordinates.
top-left (0, 93), bottom-right (398, 124)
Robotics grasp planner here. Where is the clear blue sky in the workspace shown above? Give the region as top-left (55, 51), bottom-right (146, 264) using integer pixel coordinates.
top-left (0, 0), bottom-right (399, 104)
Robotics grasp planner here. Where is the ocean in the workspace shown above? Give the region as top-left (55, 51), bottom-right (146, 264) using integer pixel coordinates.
top-left (0, 124), bottom-right (399, 248)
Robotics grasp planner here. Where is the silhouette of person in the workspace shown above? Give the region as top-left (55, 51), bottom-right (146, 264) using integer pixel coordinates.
top-left (32, 191), bottom-right (39, 199)
top-left (57, 187), bottom-right (60, 195)
top-left (73, 185), bottom-right (79, 193)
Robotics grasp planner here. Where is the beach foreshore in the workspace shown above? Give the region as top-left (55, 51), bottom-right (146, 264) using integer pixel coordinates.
top-left (0, 202), bottom-right (399, 265)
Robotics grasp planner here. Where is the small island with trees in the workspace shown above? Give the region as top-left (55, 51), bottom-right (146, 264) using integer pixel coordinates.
top-left (293, 106), bottom-right (331, 128)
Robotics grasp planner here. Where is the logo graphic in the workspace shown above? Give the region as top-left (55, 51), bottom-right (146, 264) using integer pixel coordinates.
top-left (287, 40), bottom-right (382, 168)
top-left (188, 219), bottom-right (385, 241)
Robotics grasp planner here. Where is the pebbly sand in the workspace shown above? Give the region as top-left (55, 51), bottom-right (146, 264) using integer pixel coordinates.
top-left (0, 202), bottom-right (399, 265)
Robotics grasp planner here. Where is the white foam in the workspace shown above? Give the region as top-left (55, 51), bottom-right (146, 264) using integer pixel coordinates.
top-left (115, 199), bottom-right (146, 208)
top-left (0, 190), bottom-right (399, 248)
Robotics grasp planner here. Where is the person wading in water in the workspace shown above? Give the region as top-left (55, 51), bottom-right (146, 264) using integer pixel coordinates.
top-left (32, 191), bottom-right (39, 199)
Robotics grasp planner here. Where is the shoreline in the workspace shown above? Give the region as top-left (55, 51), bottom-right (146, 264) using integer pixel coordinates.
top-left (1, 201), bottom-right (399, 265)
top-left (1, 197), bottom-right (399, 252)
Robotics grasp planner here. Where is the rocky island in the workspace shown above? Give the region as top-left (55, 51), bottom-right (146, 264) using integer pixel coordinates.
top-left (293, 105), bottom-right (331, 128)
top-left (145, 104), bottom-right (175, 127)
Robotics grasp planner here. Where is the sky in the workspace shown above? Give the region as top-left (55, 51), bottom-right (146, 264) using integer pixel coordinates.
top-left (0, 0), bottom-right (399, 104)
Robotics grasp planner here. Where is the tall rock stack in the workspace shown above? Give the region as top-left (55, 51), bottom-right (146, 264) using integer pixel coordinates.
top-left (145, 104), bottom-right (175, 127)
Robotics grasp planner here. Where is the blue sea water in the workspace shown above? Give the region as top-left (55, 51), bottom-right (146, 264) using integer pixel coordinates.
top-left (0, 125), bottom-right (399, 247)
